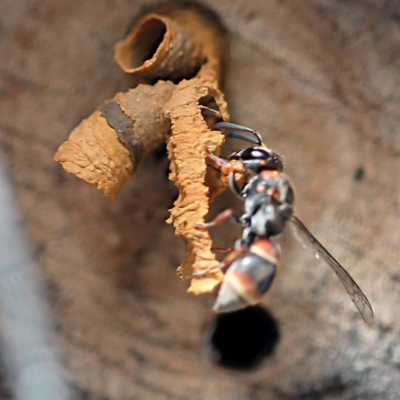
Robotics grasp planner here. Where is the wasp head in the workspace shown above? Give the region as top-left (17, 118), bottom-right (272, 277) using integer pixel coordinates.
top-left (229, 147), bottom-right (283, 174)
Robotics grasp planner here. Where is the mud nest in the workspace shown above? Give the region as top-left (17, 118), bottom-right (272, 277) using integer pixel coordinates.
top-left (54, 4), bottom-right (233, 294)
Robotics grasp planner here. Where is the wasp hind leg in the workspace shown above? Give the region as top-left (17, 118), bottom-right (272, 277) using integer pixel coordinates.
top-left (192, 261), bottom-right (227, 278)
top-left (192, 248), bottom-right (243, 278)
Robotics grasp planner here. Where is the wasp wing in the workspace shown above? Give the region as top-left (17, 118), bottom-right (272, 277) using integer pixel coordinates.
top-left (291, 216), bottom-right (374, 323)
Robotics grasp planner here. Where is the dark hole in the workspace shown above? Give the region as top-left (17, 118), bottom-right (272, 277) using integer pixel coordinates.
top-left (152, 144), bottom-right (172, 181)
top-left (199, 95), bottom-right (222, 129)
top-left (132, 19), bottom-right (167, 67)
top-left (208, 306), bottom-right (280, 370)
top-left (353, 166), bottom-right (365, 182)
top-left (153, 143), bottom-right (168, 163)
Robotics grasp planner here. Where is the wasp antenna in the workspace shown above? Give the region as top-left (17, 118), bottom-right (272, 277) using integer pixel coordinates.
top-left (226, 132), bottom-right (260, 145)
top-left (215, 122), bottom-right (263, 145)
top-left (215, 122), bottom-right (258, 134)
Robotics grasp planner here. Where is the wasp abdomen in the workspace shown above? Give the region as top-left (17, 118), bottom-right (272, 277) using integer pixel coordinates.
top-left (213, 241), bottom-right (278, 313)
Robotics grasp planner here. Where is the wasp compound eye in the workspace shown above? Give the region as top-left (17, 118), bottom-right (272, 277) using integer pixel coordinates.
top-left (230, 147), bottom-right (270, 161)
top-left (207, 306), bottom-right (280, 369)
top-left (244, 148), bottom-right (271, 160)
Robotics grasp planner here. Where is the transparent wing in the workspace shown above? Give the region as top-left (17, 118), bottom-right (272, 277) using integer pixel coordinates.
top-left (291, 216), bottom-right (374, 323)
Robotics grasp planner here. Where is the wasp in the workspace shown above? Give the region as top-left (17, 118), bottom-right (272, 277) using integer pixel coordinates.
top-left (195, 122), bottom-right (374, 323)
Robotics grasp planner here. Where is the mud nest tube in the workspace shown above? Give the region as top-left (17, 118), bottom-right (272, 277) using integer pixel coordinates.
top-left (54, 5), bottom-right (230, 294)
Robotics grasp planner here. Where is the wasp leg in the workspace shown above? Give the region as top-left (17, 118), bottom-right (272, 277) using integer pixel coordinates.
top-left (195, 209), bottom-right (248, 229)
top-left (206, 150), bottom-right (246, 176)
top-left (206, 151), bottom-right (232, 175)
top-left (192, 249), bottom-right (242, 278)
top-left (192, 261), bottom-right (227, 277)
top-left (229, 171), bottom-right (243, 199)
top-left (195, 208), bottom-right (234, 229)
top-left (206, 150), bottom-right (246, 198)
top-left (211, 247), bottom-right (233, 253)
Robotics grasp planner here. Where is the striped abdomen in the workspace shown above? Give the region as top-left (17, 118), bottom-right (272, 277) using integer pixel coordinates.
top-left (213, 239), bottom-right (279, 313)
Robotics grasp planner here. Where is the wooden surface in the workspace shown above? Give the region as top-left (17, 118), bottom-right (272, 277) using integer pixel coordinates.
top-left (1, 0), bottom-right (400, 398)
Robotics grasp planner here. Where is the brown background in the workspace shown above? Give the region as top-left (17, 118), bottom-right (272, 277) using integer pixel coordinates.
top-left (1, 0), bottom-right (400, 398)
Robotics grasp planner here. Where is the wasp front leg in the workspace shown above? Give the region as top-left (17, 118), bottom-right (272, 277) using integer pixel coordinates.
top-left (195, 208), bottom-right (234, 229)
top-left (195, 208), bottom-right (248, 230)
top-left (206, 150), bottom-right (232, 175)
top-left (206, 149), bottom-right (247, 199)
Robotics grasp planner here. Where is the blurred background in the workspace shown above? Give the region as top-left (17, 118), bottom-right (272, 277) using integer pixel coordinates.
top-left (1, 0), bottom-right (400, 398)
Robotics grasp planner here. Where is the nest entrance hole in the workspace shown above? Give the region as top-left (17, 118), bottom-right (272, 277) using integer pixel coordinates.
top-left (130, 18), bottom-right (167, 69)
top-left (207, 306), bottom-right (280, 370)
